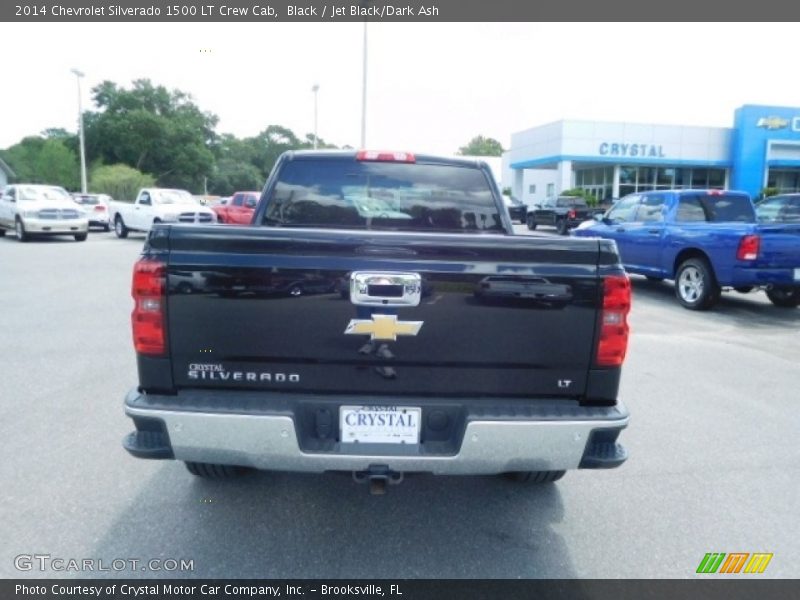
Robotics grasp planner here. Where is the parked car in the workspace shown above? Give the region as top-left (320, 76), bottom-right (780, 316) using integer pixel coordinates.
top-left (109, 188), bottom-right (217, 238)
top-left (72, 193), bottom-right (112, 231)
top-left (756, 194), bottom-right (800, 224)
top-left (0, 184), bottom-right (89, 242)
top-left (572, 189), bottom-right (800, 309)
top-left (503, 196), bottom-right (527, 224)
top-left (213, 191), bottom-right (259, 224)
top-left (527, 196), bottom-right (595, 234)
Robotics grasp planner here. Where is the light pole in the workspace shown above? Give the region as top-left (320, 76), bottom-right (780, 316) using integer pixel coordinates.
top-left (312, 83), bottom-right (319, 149)
top-left (71, 68), bottom-right (88, 194)
top-left (360, 17), bottom-right (368, 148)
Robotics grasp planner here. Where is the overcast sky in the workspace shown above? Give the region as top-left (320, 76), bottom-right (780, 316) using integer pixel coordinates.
top-left (2, 22), bottom-right (798, 154)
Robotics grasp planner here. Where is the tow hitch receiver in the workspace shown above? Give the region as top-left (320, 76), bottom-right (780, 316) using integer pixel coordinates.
top-left (353, 465), bottom-right (404, 495)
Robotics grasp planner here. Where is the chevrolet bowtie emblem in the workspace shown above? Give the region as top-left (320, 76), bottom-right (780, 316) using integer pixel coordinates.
top-left (344, 314), bottom-right (423, 341)
top-left (756, 116), bottom-right (789, 130)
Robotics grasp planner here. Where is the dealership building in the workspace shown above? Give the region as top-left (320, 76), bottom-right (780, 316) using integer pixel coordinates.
top-left (502, 104), bottom-right (800, 205)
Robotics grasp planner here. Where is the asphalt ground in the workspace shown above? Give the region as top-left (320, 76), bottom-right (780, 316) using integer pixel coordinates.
top-left (1, 224), bottom-right (798, 578)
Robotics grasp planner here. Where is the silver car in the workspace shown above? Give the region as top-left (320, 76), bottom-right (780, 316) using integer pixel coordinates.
top-left (0, 184), bottom-right (89, 242)
top-left (72, 193), bottom-right (112, 231)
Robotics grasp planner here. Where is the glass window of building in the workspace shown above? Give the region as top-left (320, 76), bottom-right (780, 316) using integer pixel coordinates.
top-left (707, 169), bottom-right (725, 189)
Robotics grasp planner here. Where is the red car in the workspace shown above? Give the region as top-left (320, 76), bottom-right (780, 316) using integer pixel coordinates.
top-left (213, 191), bottom-right (259, 224)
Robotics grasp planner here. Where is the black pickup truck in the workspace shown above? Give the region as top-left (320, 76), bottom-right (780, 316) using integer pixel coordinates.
top-left (526, 196), bottom-right (596, 235)
top-left (123, 151), bottom-right (631, 491)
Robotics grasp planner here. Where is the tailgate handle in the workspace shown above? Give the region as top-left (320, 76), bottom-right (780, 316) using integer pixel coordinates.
top-left (350, 272), bottom-right (422, 307)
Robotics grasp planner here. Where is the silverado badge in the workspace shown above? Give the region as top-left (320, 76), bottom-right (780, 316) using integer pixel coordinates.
top-left (345, 314), bottom-right (423, 341)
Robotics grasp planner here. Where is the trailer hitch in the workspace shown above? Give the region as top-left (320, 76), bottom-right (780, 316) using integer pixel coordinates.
top-left (352, 465), bottom-right (404, 495)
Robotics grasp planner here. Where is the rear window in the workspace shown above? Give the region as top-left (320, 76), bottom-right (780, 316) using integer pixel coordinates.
top-left (262, 158), bottom-right (503, 232)
top-left (74, 195), bottom-right (99, 205)
top-left (675, 193), bottom-right (755, 223)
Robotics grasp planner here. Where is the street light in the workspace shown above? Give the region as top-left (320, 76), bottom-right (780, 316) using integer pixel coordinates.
top-left (312, 83), bottom-right (319, 150)
top-left (360, 14), bottom-right (368, 148)
top-left (71, 68), bottom-right (88, 194)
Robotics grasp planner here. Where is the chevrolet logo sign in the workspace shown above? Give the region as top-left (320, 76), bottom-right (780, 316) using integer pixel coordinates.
top-left (756, 116), bottom-right (789, 130)
top-left (344, 314), bottom-right (423, 341)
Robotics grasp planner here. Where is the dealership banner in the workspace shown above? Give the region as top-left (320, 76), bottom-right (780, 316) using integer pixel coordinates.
top-left (3, 0), bottom-right (800, 21)
top-left (3, 580), bottom-right (800, 600)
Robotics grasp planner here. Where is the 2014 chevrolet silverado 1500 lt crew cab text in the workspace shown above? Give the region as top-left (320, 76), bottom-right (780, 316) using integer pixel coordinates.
top-left (123, 150), bottom-right (632, 491)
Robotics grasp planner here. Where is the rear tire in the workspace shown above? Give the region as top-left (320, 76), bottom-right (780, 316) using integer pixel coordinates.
top-left (556, 218), bottom-right (568, 236)
top-left (766, 286), bottom-right (800, 308)
top-left (15, 218), bottom-right (29, 242)
top-left (674, 257), bottom-right (720, 310)
top-left (504, 470), bottom-right (566, 484)
top-left (114, 215), bottom-right (128, 239)
top-left (74, 233), bottom-right (88, 242)
top-left (185, 461), bottom-right (249, 479)
top-left (526, 215), bottom-right (537, 230)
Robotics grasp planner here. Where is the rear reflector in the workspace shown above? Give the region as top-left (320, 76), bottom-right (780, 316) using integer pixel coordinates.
top-left (736, 234), bottom-right (760, 261)
top-left (356, 150), bottom-right (415, 163)
top-left (131, 258), bottom-right (166, 355)
top-left (596, 275), bottom-right (631, 367)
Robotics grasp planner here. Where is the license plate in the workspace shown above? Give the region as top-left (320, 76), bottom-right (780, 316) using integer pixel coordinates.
top-left (340, 405), bottom-right (421, 444)
top-left (794, 268), bottom-right (800, 281)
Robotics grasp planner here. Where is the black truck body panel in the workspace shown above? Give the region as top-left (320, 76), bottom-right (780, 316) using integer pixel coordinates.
top-left (140, 227), bottom-right (621, 402)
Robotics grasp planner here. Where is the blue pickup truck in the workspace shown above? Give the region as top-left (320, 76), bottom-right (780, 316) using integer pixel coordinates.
top-left (572, 189), bottom-right (800, 310)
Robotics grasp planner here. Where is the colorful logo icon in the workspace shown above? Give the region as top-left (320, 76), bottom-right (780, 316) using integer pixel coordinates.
top-left (696, 553), bottom-right (773, 574)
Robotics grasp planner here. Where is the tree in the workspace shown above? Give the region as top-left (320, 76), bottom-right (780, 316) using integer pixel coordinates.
top-left (84, 79), bottom-right (218, 192)
top-left (457, 135), bottom-right (504, 157)
top-left (90, 164), bottom-right (155, 202)
top-left (1, 136), bottom-right (79, 189)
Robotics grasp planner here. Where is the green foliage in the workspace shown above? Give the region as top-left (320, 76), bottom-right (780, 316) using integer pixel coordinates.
top-left (759, 187), bottom-right (779, 200)
top-left (561, 188), bottom-right (598, 207)
top-left (90, 164), bottom-right (155, 202)
top-left (1, 136), bottom-right (79, 189)
top-left (457, 135), bottom-right (504, 157)
top-left (501, 187), bottom-right (512, 196)
top-left (208, 159), bottom-right (264, 196)
top-left (85, 79), bottom-right (218, 192)
top-left (2, 78), bottom-right (343, 196)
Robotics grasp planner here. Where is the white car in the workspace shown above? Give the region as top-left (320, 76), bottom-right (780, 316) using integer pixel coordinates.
top-left (0, 184), bottom-right (89, 242)
top-left (72, 193), bottom-right (113, 231)
top-left (109, 188), bottom-right (217, 238)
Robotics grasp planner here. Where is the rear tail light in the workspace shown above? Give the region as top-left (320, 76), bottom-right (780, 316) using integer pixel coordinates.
top-left (736, 234), bottom-right (760, 261)
top-left (131, 258), bottom-right (166, 355)
top-left (596, 274), bottom-right (631, 367)
top-left (568, 209), bottom-right (576, 219)
top-left (356, 150), bottom-right (415, 163)
top-left (94, 205), bottom-right (106, 212)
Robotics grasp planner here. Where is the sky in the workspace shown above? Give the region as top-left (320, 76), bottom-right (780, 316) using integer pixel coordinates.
top-left (1, 22), bottom-right (798, 155)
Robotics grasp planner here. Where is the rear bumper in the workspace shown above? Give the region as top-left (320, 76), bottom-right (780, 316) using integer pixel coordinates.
top-left (729, 265), bottom-right (800, 287)
top-left (123, 388), bottom-right (629, 474)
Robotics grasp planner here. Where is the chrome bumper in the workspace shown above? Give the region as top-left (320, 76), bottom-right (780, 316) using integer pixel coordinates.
top-left (124, 389), bottom-right (629, 474)
top-left (23, 218), bottom-right (88, 233)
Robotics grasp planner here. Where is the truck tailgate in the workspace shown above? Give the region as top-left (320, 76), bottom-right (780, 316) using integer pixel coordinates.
top-left (164, 226), bottom-right (609, 399)
top-left (757, 224), bottom-right (800, 268)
